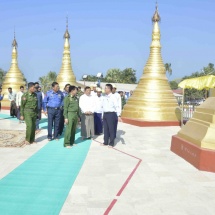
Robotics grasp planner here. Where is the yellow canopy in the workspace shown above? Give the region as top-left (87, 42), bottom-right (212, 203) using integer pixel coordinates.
top-left (178, 75), bottom-right (215, 90)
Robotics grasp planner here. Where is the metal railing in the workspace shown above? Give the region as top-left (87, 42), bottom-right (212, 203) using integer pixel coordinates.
top-left (180, 104), bottom-right (197, 121)
top-left (183, 105), bottom-right (195, 120)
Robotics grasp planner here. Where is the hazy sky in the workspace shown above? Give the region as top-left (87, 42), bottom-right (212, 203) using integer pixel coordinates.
top-left (0, 0), bottom-right (214, 82)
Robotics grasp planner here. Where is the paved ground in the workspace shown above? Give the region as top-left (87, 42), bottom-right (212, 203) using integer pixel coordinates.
top-left (1, 109), bottom-right (215, 215)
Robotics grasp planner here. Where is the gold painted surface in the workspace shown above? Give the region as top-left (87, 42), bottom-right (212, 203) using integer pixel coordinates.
top-left (209, 88), bottom-right (215, 97)
top-left (1, 36), bottom-right (26, 107)
top-left (177, 97), bottom-right (215, 150)
top-left (56, 22), bottom-right (84, 90)
top-left (122, 5), bottom-right (178, 121)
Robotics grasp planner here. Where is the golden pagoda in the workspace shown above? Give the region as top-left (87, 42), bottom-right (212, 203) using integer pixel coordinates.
top-left (121, 4), bottom-right (180, 126)
top-left (56, 17), bottom-right (83, 90)
top-left (1, 32), bottom-right (26, 108)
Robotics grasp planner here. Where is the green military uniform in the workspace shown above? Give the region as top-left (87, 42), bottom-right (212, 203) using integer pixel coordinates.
top-left (121, 96), bottom-right (126, 109)
top-left (20, 92), bottom-right (38, 143)
top-left (63, 94), bottom-right (80, 147)
top-left (77, 90), bottom-right (83, 99)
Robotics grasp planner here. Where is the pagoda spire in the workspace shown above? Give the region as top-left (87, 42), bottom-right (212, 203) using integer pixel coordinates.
top-left (152, 2), bottom-right (161, 22)
top-left (56, 17), bottom-right (82, 90)
top-left (1, 31), bottom-right (26, 107)
top-left (121, 3), bottom-right (180, 125)
top-left (11, 29), bottom-right (19, 66)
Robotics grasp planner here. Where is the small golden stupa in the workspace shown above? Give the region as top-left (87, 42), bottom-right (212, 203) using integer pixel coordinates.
top-left (171, 96), bottom-right (215, 172)
top-left (1, 32), bottom-right (26, 108)
top-left (121, 4), bottom-right (180, 126)
top-left (56, 17), bottom-right (83, 90)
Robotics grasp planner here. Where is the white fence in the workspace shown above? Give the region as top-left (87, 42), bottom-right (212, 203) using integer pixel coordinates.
top-left (182, 105), bottom-right (196, 120)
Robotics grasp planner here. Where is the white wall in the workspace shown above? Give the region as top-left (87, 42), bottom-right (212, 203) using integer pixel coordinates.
top-left (77, 81), bottom-right (137, 92)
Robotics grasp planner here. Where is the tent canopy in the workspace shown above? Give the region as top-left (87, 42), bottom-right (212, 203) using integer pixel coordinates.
top-left (178, 75), bottom-right (215, 90)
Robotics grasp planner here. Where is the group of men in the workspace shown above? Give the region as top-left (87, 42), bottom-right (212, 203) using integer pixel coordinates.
top-left (0, 84), bottom-right (43, 129)
top-left (42, 82), bottom-right (123, 148)
top-left (1, 81), bottom-right (128, 148)
top-left (64, 83), bottom-right (123, 148)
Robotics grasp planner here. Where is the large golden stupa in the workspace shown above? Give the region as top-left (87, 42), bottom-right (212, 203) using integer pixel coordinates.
top-left (1, 33), bottom-right (26, 108)
top-left (121, 4), bottom-right (180, 126)
top-left (56, 18), bottom-right (83, 90)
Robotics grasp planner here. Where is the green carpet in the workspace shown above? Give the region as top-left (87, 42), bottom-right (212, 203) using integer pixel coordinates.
top-left (0, 113), bottom-right (19, 121)
top-left (0, 114), bottom-right (91, 215)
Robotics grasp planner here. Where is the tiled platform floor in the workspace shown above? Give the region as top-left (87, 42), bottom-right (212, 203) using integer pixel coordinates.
top-left (1, 110), bottom-right (215, 215)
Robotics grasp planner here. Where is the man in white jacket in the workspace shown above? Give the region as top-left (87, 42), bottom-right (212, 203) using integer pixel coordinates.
top-left (16, 86), bottom-right (24, 123)
top-left (79, 86), bottom-right (96, 139)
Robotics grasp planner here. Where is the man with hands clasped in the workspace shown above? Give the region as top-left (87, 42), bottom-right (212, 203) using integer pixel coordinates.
top-left (79, 86), bottom-right (95, 140)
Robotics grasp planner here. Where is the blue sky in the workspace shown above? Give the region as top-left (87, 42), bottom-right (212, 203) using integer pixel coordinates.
top-left (0, 0), bottom-right (214, 82)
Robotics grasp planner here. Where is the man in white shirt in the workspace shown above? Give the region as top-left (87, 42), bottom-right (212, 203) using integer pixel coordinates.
top-left (102, 84), bottom-right (121, 148)
top-left (16, 86), bottom-right (24, 123)
top-left (94, 88), bottom-right (103, 135)
top-left (124, 91), bottom-right (128, 100)
top-left (8, 87), bottom-right (17, 117)
top-left (111, 84), bottom-right (122, 138)
top-left (90, 84), bottom-right (97, 96)
top-left (79, 86), bottom-right (95, 139)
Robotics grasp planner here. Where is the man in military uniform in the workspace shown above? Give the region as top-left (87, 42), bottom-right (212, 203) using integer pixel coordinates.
top-left (34, 82), bottom-right (43, 133)
top-left (59, 83), bottom-right (70, 136)
top-left (20, 82), bottom-right (38, 145)
top-left (119, 91), bottom-right (126, 109)
top-left (64, 86), bottom-right (80, 148)
top-left (77, 86), bottom-right (83, 99)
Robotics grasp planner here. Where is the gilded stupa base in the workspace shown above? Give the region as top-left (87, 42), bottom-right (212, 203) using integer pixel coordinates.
top-left (121, 117), bottom-right (180, 127)
top-left (171, 97), bottom-right (215, 173)
top-left (171, 136), bottom-right (215, 173)
top-left (0, 100), bottom-right (10, 109)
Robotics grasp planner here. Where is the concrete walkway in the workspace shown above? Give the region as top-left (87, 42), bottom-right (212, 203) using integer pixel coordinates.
top-left (1, 110), bottom-right (215, 215)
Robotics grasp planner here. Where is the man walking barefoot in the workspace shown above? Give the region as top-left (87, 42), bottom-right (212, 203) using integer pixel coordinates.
top-left (79, 86), bottom-right (95, 140)
top-left (102, 84), bottom-right (121, 148)
top-left (64, 86), bottom-right (80, 148)
top-left (20, 82), bottom-right (38, 145)
top-left (43, 82), bottom-right (64, 141)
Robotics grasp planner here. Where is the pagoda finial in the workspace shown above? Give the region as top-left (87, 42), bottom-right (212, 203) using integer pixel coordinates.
top-left (66, 15), bottom-right (68, 30)
top-left (64, 16), bottom-right (70, 39)
top-left (152, 2), bottom-right (161, 22)
top-left (12, 27), bottom-right (18, 48)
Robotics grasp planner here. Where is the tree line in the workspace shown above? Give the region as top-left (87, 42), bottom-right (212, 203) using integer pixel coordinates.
top-left (169, 63), bottom-right (215, 100)
top-left (1, 63), bottom-right (214, 100)
top-left (82, 68), bottom-right (137, 84)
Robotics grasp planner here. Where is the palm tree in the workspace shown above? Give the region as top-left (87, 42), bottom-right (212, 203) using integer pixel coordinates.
top-left (165, 63), bottom-right (172, 76)
top-left (0, 68), bottom-right (6, 86)
top-left (39, 71), bottom-right (57, 93)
